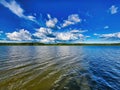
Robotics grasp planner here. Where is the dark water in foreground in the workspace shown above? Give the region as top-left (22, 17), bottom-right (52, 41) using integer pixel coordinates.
top-left (0, 46), bottom-right (120, 90)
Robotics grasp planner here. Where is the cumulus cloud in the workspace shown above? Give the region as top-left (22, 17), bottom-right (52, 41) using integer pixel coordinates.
top-left (109, 5), bottom-right (118, 14)
top-left (40, 38), bottom-right (56, 43)
top-left (68, 14), bottom-right (81, 22)
top-left (33, 27), bottom-right (56, 43)
top-left (4, 27), bottom-right (88, 43)
top-left (6, 29), bottom-right (32, 41)
top-left (94, 32), bottom-right (120, 40)
top-left (33, 27), bottom-right (53, 39)
top-left (46, 14), bottom-right (58, 28)
top-left (33, 27), bottom-right (88, 43)
top-left (62, 14), bottom-right (81, 27)
top-left (0, 0), bottom-right (36, 21)
top-left (55, 29), bottom-right (88, 41)
top-left (56, 32), bottom-right (84, 41)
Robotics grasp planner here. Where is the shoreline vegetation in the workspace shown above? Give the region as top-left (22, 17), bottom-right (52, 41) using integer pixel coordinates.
top-left (0, 42), bottom-right (120, 46)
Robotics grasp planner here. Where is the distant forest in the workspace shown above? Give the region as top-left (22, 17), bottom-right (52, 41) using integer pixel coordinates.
top-left (0, 43), bottom-right (120, 46)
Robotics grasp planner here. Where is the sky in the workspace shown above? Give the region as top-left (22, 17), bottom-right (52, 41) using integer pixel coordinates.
top-left (0, 0), bottom-right (120, 43)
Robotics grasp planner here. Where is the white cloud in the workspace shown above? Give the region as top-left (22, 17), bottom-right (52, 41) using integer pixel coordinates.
top-left (94, 32), bottom-right (120, 39)
top-left (47, 14), bottom-right (51, 19)
top-left (6, 29), bottom-right (32, 41)
top-left (62, 14), bottom-right (81, 27)
top-left (27, 15), bottom-right (36, 21)
top-left (0, 0), bottom-right (24, 17)
top-left (0, 0), bottom-right (36, 21)
top-left (33, 27), bottom-right (88, 43)
top-left (33, 27), bottom-right (57, 43)
top-left (68, 14), bottom-right (81, 22)
top-left (40, 38), bottom-right (55, 43)
top-left (46, 14), bottom-right (58, 28)
top-left (104, 26), bottom-right (109, 29)
top-left (56, 32), bottom-right (77, 41)
top-left (62, 20), bottom-right (74, 27)
top-left (109, 5), bottom-right (118, 14)
top-left (56, 32), bottom-right (85, 41)
top-left (33, 27), bottom-right (52, 38)
top-left (70, 29), bottom-right (88, 33)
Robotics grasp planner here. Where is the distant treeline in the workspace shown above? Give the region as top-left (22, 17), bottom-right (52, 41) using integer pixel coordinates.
top-left (0, 42), bottom-right (120, 46)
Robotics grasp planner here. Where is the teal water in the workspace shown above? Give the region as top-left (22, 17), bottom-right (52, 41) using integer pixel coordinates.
top-left (0, 46), bottom-right (120, 90)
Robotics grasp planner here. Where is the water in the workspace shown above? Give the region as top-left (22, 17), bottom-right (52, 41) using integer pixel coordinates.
top-left (0, 46), bottom-right (120, 90)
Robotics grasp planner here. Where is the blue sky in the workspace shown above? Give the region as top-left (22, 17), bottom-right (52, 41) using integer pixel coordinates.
top-left (0, 0), bottom-right (120, 43)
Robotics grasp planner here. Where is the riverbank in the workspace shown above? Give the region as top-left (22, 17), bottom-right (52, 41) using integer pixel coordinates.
top-left (0, 43), bottom-right (120, 46)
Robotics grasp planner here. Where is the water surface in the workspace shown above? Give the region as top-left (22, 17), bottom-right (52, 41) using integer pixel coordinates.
top-left (0, 46), bottom-right (120, 90)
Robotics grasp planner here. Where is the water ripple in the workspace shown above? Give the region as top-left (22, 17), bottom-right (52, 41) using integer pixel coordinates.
top-left (0, 46), bottom-right (120, 90)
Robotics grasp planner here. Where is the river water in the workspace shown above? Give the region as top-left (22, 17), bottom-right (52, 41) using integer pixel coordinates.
top-left (0, 46), bottom-right (120, 90)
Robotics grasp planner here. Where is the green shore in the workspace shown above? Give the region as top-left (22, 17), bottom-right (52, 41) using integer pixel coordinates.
top-left (0, 43), bottom-right (120, 46)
